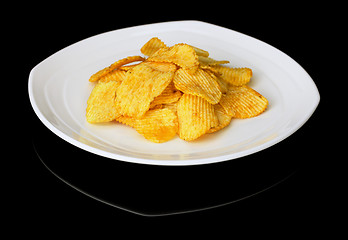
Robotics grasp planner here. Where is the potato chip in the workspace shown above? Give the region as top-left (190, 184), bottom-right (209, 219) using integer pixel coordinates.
top-left (89, 56), bottom-right (145, 82)
top-left (117, 108), bottom-right (178, 143)
top-left (177, 94), bottom-right (218, 141)
top-left (115, 61), bottom-right (176, 118)
top-left (141, 37), bottom-right (167, 56)
top-left (174, 68), bottom-right (222, 104)
top-left (148, 44), bottom-right (199, 73)
top-left (212, 66), bottom-right (252, 86)
top-left (219, 85), bottom-right (268, 118)
top-left (86, 81), bottom-right (121, 123)
top-left (207, 104), bottom-right (233, 133)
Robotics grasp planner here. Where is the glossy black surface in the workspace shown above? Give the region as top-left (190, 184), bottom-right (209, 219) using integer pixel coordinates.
top-left (32, 118), bottom-right (298, 216)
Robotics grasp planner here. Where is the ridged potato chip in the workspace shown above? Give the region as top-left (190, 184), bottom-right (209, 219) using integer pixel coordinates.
top-left (117, 108), bottom-right (178, 143)
top-left (86, 81), bottom-right (121, 123)
top-left (177, 94), bottom-right (218, 141)
top-left (212, 66), bottom-right (252, 86)
top-left (89, 56), bottom-right (145, 82)
top-left (174, 68), bottom-right (222, 104)
top-left (115, 61), bottom-right (176, 118)
top-left (148, 44), bottom-right (199, 73)
top-left (141, 37), bottom-right (167, 56)
top-left (219, 85), bottom-right (268, 118)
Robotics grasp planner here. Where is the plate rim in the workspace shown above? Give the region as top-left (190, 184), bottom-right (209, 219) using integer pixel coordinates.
top-left (28, 20), bottom-right (320, 166)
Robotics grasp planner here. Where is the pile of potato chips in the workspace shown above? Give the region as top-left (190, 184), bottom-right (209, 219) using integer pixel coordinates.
top-left (86, 37), bottom-right (268, 143)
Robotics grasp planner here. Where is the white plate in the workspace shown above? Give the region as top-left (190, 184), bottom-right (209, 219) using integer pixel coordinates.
top-left (28, 20), bottom-right (320, 166)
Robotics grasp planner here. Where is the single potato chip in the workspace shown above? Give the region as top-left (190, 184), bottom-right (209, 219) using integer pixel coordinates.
top-left (117, 108), bottom-right (178, 143)
top-left (148, 44), bottom-right (199, 73)
top-left (174, 67), bottom-right (222, 104)
top-left (212, 66), bottom-right (252, 86)
top-left (177, 94), bottom-right (218, 141)
top-left (219, 85), bottom-right (268, 118)
top-left (141, 37), bottom-right (167, 56)
top-left (89, 56), bottom-right (145, 82)
top-left (115, 61), bottom-right (176, 118)
top-left (86, 81), bottom-right (121, 123)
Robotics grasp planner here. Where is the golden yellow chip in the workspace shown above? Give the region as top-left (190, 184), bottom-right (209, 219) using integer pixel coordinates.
top-left (207, 104), bottom-right (233, 133)
top-left (219, 85), bottom-right (268, 118)
top-left (117, 108), bottom-right (178, 143)
top-left (86, 81), bottom-right (121, 123)
top-left (115, 61), bottom-right (176, 118)
top-left (148, 44), bottom-right (199, 73)
top-left (174, 68), bottom-right (222, 104)
top-left (177, 94), bottom-right (218, 141)
top-left (141, 37), bottom-right (167, 56)
top-left (211, 66), bottom-right (252, 86)
top-left (89, 56), bottom-right (145, 82)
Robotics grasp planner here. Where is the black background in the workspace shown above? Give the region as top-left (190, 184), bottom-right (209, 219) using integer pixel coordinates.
top-left (19, 2), bottom-right (335, 234)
